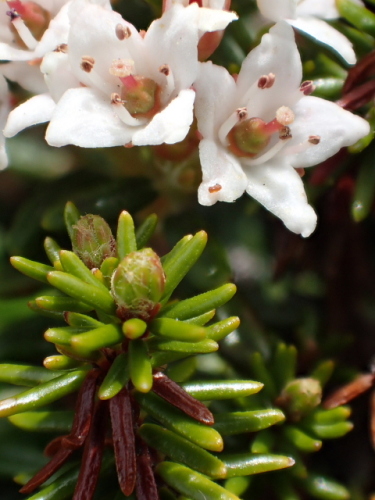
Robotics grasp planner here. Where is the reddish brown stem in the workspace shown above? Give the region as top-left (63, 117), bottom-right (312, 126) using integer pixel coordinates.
top-left (109, 386), bottom-right (136, 496)
top-left (152, 371), bottom-right (214, 425)
top-left (324, 373), bottom-right (375, 409)
top-left (337, 80), bottom-right (375, 111)
top-left (62, 369), bottom-right (100, 449)
top-left (135, 438), bottom-right (159, 500)
top-left (72, 401), bottom-right (107, 500)
top-left (343, 50), bottom-right (375, 94)
top-left (20, 448), bottom-right (74, 494)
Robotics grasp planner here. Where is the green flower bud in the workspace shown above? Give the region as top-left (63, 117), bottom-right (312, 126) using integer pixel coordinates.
top-left (278, 378), bottom-right (322, 421)
top-left (72, 215), bottom-right (116, 269)
top-left (111, 248), bottom-right (165, 321)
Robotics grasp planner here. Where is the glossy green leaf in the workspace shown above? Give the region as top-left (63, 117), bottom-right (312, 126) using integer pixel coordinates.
top-left (0, 368), bottom-right (90, 417)
top-left (284, 426), bottom-right (322, 452)
top-left (307, 421), bottom-right (353, 439)
top-left (117, 211), bottom-right (137, 260)
top-left (181, 380), bottom-right (263, 400)
top-left (156, 462), bottom-right (241, 500)
top-left (70, 324), bottom-right (123, 354)
top-left (122, 318), bottom-right (147, 340)
top-left (222, 453), bottom-right (295, 477)
top-left (352, 150), bottom-right (375, 222)
top-left (47, 271), bottom-right (116, 315)
top-left (160, 284), bottom-right (236, 321)
top-left (64, 201), bottom-right (81, 240)
top-left (44, 327), bottom-right (86, 345)
top-left (10, 257), bottom-right (54, 284)
top-left (136, 391), bottom-right (223, 451)
top-left (44, 237), bottom-right (62, 267)
top-left (304, 475), bottom-right (350, 500)
top-left (8, 410), bottom-right (73, 432)
top-left (184, 310), bottom-right (216, 326)
top-left (139, 423), bottom-right (227, 478)
top-left (310, 361), bottom-right (334, 386)
top-left (0, 364), bottom-right (64, 386)
top-left (98, 353), bottom-right (129, 400)
top-left (59, 250), bottom-right (109, 291)
top-left (34, 296), bottom-right (93, 313)
top-left (148, 338), bottom-right (218, 354)
top-left (337, 0), bottom-right (375, 37)
top-left (161, 231), bottom-right (207, 301)
top-left (43, 355), bottom-right (84, 371)
top-left (214, 409), bottom-right (285, 435)
top-left (249, 352), bottom-right (277, 399)
top-left (272, 344), bottom-right (297, 392)
top-left (135, 213), bottom-right (158, 249)
top-left (310, 406), bottom-right (351, 425)
top-left (129, 339), bottom-right (153, 393)
top-left (151, 318), bottom-right (207, 342)
top-left (224, 477), bottom-right (251, 497)
top-left (205, 317), bottom-right (240, 342)
top-left (64, 312), bottom-right (104, 329)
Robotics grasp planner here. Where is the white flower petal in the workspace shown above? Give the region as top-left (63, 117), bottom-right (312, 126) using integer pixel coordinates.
top-left (0, 74), bottom-right (10, 170)
top-left (144, 4), bottom-right (199, 91)
top-left (0, 61), bottom-right (47, 93)
top-left (194, 61), bottom-right (237, 139)
top-left (236, 22), bottom-right (302, 117)
top-left (45, 87), bottom-right (134, 147)
top-left (34, 2), bottom-right (71, 58)
top-left (132, 89), bottom-right (195, 146)
top-left (256, 0), bottom-right (297, 22)
top-left (296, 0), bottom-right (363, 19)
top-left (42, 51), bottom-right (80, 101)
top-left (197, 7), bottom-right (238, 32)
top-left (245, 159), bottom-right (317, 237)
top-left (288, 17), bottom-right (356, 64)
top-left (283, 96), bottom-right (370, 168)
top-left (4, 94), bottom-right (56, 137)
top-left (198, 139), bottom-right (248, 205)
top-left (0, 43), bottom-right (34, 62)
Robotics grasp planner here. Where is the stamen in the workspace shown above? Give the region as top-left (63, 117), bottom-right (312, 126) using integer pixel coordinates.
top-left (279, 126), bottom-right (292, 140)
top-left (300, 80), bottom-right (315, 95)
top-left (208, 184), bottom-right (222, 193)
top-left (54, 43), bottom-right (68, 53)
top-left (159, 64), bottom-right (175, 104)
top-left (308, 135), bottom-right (320, 145)
top-left (81, 55), bottom-right (95, 73)
top-left (109, 59), bottom-right (135, 78)
top-left (10, 16), bottom-right (38, 50)
top-left (218, 110), bottom-right (243, 146)
top-left (237, 107), bottom-right (247, 121)
top-left (245, 137), bottom-right (291, 166)
top-left (111, 93), bottom-right (144, 127)
top-left (276, 106), bottom-right (295, 126)
top-left (258, 73), bottom-right (275, 89)
top-left (115, 23), bottom-right (131, 40)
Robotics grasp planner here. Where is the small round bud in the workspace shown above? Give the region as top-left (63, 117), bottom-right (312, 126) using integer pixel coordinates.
top-left (278, 378), bottom-right (322, 421)
top-left (72, 214), bottom-right (117, 269)
top-left (111, 248), bottom-right (165, 321)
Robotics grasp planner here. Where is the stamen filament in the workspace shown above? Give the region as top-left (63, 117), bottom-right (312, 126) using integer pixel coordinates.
top-left (159, 66), bottom-right (175, 105)
top-left (11, 17), bottom-right (38, 50)
top-left (244, 138), bottom-right (290, 166)
top-left (112, 101), bottom-right (145, 127)
top-left (218, 111), bottom-right (241, 146)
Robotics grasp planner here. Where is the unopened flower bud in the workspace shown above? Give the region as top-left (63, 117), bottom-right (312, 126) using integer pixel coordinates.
top-left (72, 215), bottom-right (117, 269)
top-left (278, 378), bottom-right (322, 421)
top-left (111, 248), bottom-right (165, 321)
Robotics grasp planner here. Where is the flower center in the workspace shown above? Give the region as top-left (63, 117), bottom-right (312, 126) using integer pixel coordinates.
top-left (7, 0), bottom-right (50, 49)
top-left (120, 75), bottom-right (161, 118)
top-left (227, 106), bottom-right (295, 159)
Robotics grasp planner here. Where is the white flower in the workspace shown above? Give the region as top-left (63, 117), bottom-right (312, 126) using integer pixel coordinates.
top-left (4, 1), bottom-right (204, 148)
top-left (0, 73), bottom-right (11, 170)
top-left (193, 22), bottom-right (370, 237)
top-left (257, 0), bottom-right (364, 65)
top-left (0, 0), bottom-right (73, 92)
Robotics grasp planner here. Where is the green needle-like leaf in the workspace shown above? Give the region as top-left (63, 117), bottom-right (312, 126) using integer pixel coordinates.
top-left (10, 257), bottom-right (55, 284)
top-left (0, 368), bottom-right (90, 417)
top-left (129, 339), bottom-right (153, 393)
top-left (222, 453), bottom-right (295, 477)
top-left (337, 0), bottom-right (375, 37)
top-left (307, 421), bottom-right (353, 439)
top-left (98, 353), bottom-right (129, 400)
top-left (64, 201), bottom-right (81, 240)
top-left (148, 338), bottom-right (218, 354)
top-left (9, 410), bottom-right (73, 433)
top-left (35, 296), bottom-right (93, 314)
top-left (181, 380), bottom-right (263, 400)
top-left (139, 423), bottom-right (227, 478)
top-left (0, 364), bottom-right (64, 387)
top-left (304, 475), bottom-right (350, 500)
top-left (160, 284), bottom-right (236, 321)
top-left (117, 211), bottom-right (137, 260)
top-left (151, 318), bottom-right (207, 342)
top-left (135, 213), bottom-right (158, 249)
top-left (44, 237), bottom-right (62, 268)
top-left (284, 426), bottom-right (322, 452)
top-left (47, 271), bottom-right (116, 315)
top-left (136, 391), bottom-right (223, 451)
top-left (161, 231), bottom-right (207, 301)
top-left (70, 324), bottom-right (123, 354)
top-left (214, 409), bottom-right (285, 435)
top-left (59, 250), bottom-right (109, 291)
top-left (156, 462), bottom-right (241, 500)
top-left (206, 317), bottom-right (240, 342)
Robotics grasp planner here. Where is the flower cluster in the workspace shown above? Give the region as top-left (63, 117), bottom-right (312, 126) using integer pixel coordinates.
top-left (0, 0), bottom-right (370, 236)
